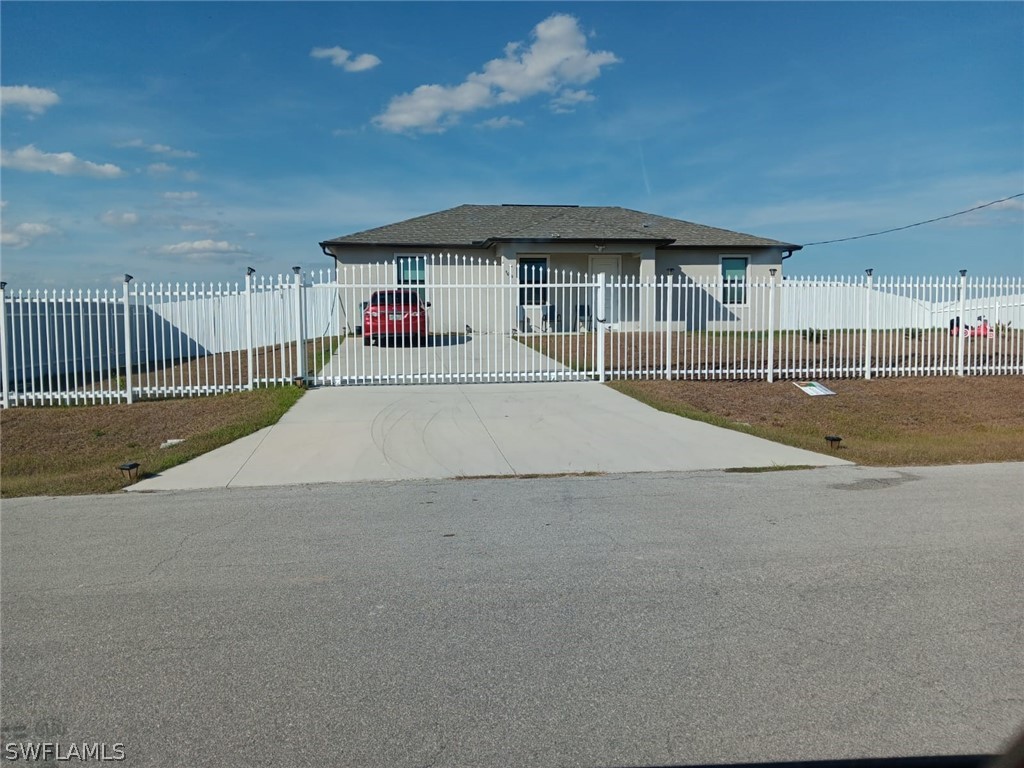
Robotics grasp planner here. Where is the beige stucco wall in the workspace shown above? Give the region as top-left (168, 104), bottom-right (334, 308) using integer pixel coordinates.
top-left (324, 243), bottom-right (789, 333)
top-left (651, 248), bottom-right (786, 331)
top-left (655, 247), bottom-right (787, 281)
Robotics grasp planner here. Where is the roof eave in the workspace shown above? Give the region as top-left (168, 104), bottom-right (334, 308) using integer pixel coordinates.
top-left (320, 240), bottom-right (481, 252)
top-left (321, 238), bottom-right (803, 254)
top-left (662, 242), bottom-right (803, 251)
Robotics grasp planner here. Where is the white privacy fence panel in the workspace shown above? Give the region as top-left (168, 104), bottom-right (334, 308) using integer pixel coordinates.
top-left (779, 276), bottom-right (1024, 331)
top-left (2, 265), bottom-right (1022, 406)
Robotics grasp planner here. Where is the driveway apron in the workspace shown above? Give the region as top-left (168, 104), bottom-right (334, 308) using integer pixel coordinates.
top-left (129, 382), bottom-right (850, 490)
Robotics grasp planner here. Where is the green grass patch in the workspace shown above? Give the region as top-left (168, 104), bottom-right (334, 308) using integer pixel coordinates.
top-left (1, 386), bottom-right (304, 497)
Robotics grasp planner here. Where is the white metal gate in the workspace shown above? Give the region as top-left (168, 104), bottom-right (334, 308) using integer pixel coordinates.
top-left (305, 255), bottom-right (602, 385)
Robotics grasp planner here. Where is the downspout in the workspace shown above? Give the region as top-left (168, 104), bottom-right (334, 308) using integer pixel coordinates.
top-left (321, 245), bottom-right (350, 335)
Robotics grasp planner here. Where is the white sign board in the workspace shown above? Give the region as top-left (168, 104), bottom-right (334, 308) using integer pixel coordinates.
top-left (794, 381), bottom-right (836, 396)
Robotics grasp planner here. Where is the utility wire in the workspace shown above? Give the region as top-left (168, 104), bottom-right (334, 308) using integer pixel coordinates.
top-left (802, 192), bottom-right (1024, 247)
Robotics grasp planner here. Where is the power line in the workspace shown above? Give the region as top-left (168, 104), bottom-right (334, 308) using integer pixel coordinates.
top-left (801, 193), bottom-right (1024, 247)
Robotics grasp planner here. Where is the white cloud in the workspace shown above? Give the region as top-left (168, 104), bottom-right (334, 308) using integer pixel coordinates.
top-left (179, 220), bottom-right (220, 234)
top-left (0, 85), bottom-right (60, 115)
top-left (147, 162), bottom-right (174, 175)
top-left (161, 239), bottom-right (242, 254)
top-left (374, 14), bottom-right (619, 133)
top-left (945, 197), bottom-right (1024, 228)
top-left (550, 88), bottom-right (594, 113)
top-left (117, 139), bottom-right (198, 159)
top-left (0, 145), bottom-right (124, 178)
top-left (311, 46), bottom-right (381, 73)
top-left (1, 221), bottom-right (58, 249)
top-left (158, 239), bottom-right (247, 262)
top-left (479, 116), bottom-right (525, 129)
top-left (163, 191), bottom-right (200, 201)
top-left (100, 210), bottom-right (140, 227)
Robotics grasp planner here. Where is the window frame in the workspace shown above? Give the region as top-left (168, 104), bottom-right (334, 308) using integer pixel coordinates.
top-left (720, 255), bottom-right (749, 306)
top-left (518, 256), bottom-right (549, 306)
top-left (395, 253), bottom-right (427, 301)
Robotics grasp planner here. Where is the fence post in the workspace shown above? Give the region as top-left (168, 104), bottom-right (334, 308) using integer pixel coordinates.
top-left (767, 271), bottom-right (777, 383)
top-left (664, 275), bottom-right (673, 381)
top-left (596, 272), bottom-right (606, 383)
top-left (0, 281), bottom-right (9, 409)
top-left (957, 269), bottom-right (967, 376)
top-left (863, 269), bottom-right (874, 380)
top-left (121, 275), bottom-right (134, 403)
top-left (245, 267), bottom-right (255, 390)
top-left (293, 266), bottom-right (306, 382)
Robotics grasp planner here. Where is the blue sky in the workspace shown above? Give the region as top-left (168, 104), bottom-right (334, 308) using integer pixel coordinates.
top-left (2, 1), bottom-right (1022, 288)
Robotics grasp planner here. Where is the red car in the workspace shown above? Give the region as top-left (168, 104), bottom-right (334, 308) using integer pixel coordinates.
top-left (363, 289), bottom-right (429, 346)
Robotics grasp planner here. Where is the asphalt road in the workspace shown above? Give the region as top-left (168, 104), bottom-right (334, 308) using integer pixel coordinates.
top-left (2, 463), bottom-right (1022, 767)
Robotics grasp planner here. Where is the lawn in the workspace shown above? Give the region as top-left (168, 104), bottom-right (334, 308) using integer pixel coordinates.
top-left (609, 376), bottom-right (1024, 467)
top-left (0, 386), bottom-right (304, 497)
top-left (1, 374), bottom-right (1021, 498)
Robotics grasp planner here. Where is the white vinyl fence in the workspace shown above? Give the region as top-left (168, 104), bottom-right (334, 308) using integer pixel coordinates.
top-left (2, 261), bottom-right (1021, 406)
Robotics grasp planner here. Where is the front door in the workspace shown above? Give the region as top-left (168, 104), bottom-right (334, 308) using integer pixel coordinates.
top-left (589, 254), bottom-right (622, 325)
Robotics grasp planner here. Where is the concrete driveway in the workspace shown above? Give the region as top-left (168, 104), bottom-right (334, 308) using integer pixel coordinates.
top-left (130, 382), bottom-right (849, 491)
top-left (319, 334), bottom-right (573, 384)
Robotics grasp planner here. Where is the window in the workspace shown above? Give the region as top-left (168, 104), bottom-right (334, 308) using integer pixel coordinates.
top-left (396, 254), bottom-right (426, 300)
top-left (721, 257), bottom-right (748, 305)
top-left (519, 257), bottom-right (548, 305)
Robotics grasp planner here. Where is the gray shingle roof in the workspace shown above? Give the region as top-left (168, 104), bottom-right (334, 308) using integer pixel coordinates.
top-left (321, 204), bottom-right (799, 250)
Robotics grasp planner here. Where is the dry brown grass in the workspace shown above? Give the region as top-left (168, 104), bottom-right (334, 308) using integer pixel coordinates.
top-left (10, 339), bottom-right (340, 404)
top-left (526, 329), bottom-right (1024, 376)
top-left (0, 386), bottom-right (304, 497)
top-left (609, 376), bottom-right (1024, 466)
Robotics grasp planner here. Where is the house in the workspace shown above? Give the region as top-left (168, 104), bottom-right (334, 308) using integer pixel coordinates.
top-left (319, 204), bottom-right (801, 333)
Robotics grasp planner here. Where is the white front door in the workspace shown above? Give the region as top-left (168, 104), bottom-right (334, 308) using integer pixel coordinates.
top-left (589, 255), bottom-right (622, 325)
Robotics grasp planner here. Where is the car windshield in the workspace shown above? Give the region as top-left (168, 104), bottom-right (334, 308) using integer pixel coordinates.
top-left (370, 291), bottom-right (419, 307)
